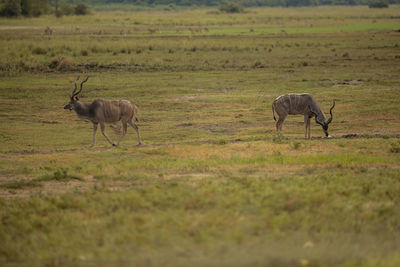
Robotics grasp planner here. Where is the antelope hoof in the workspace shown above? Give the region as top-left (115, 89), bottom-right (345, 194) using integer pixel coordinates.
top-left (326, 135), bottom-right (332, 139)
top-left (112, 143), bottom-right (117, 147)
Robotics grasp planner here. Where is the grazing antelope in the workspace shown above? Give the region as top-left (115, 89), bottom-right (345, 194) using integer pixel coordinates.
top-left (272, 93), bottom-right (335, 139)
top-left (64, 77), bottom-right (142, 147)
top-left (44, 26), bottom-right (53, 35)
top-left (147, 28), bottom-right (158, 34)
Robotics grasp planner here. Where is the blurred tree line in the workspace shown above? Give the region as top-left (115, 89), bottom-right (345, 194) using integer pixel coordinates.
top-left (0, 0), bottom-right (49, 16)
top-left (85, 0), bottom-right (397, 7)
top-left (0, 0), bottom-right (395, 17)
top-left (0, 0), bottom-right (90, 17)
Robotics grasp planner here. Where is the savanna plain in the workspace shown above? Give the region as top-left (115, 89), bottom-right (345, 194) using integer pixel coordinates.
top-left (0, 5), bottom-right (400, 266)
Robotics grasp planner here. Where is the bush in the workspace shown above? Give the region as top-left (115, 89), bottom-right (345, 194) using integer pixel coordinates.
top-left (219, 3), bottom-right (244, 13)
top-left (369, 0), bottom-right (389, 8)
top-left (55, 2), bottom-right (89, 17)
top-left (59, 3), bottom-right (74, 16)
top-left (0, 0), bottom-right (22, 17)
top-left (48, 56), bottom-right (75, 71)
top-left (1, 0), bottom-right (49, 17)
top-left (75, 2), bottom-right (89, 15)
top-left (21, 0), bottom-right (49, 17)
top-left (81, 50), bottom-right (88, 56)
top-left (390, 141), bottom-right (400, 153)
top-left (32, 47), bottom-right (47, 55)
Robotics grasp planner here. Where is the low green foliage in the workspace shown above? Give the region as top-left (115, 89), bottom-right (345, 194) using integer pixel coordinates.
top-left (390, 141), bottom-right (400, 153)
top-left (0, 180), bottom-right (40, 189)
top-left (39, 167), bottom-right (83, 182)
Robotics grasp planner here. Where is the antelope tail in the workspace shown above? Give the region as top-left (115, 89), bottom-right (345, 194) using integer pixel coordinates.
top-left (133, 104), bottom-right (139, 122)
top-left (272, 104), bottom-right (276, 121)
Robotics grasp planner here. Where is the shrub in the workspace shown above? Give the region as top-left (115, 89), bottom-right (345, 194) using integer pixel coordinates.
top-left (219, 3), bottom-right (244, 13)
top-left (59, 3), bottom-right (74, 16)
top-left (390, 141), bottom-right (400, 153)
top-left (291, 141), bottom-right (301, 150)
top-left (75, 2), bottom-right (89, 15)
top-left (369, 0), bottom-right (389, 8)
top-left (1, 0), bottom-right (50, 17)
top-left (21, 0), bottom-right (49, 17)
top-left (0, 0), bottom-right (22, 17)
top-left (39, 167), bottom-right (83, 182)
top-left (56, 2), bottom-right (88, 17)
top-left (81, 50), bottom-right (88, 56)
top-left (214, 139), bottom-right (227, 145)
top-left (32, 47), bottom-right (47, 55)
top-left (272, 132), bottom-right (286, 144)
top-left (48, 56), bottom-right (75, 71)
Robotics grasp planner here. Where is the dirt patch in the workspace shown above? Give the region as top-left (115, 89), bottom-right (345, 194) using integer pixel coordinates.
top-left (311, 133), bottom-right (400, 140)
top-left (319, 79), bottom-right (364, 88)
top-left (3, 133), bottom-right (399, 156)
top-left (332, 79), bottom-right (364, 87)
top-left (0, 26), bottom-right (43, 31)
top-left (0, 175), bottom-right (97, 200)
top-left (342, 133), bottom-right (359, 139)
top-left (165, 94), bottom-right (222, 102)
top-left (2, 146), bottom-right (114, 156)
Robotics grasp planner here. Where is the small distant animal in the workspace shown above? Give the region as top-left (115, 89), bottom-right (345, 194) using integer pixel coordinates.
top-left (64, 77), bottom-right (142, 147)
top-left (44, 26), bottom-right (53, 35)
top-left (272, 93), bottom-right (335, 139)
top-left (147, 28), bottom-right (158, 34)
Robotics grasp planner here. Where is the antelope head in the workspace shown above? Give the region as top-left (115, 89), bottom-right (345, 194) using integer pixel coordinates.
top-left (64, 76), bottom-right (89, 111)
top-left (311, 101), bottom-right (335, 137)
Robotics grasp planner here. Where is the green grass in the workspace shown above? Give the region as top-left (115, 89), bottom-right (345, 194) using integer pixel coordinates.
top-left (0, 5), bottom-right (400, 267)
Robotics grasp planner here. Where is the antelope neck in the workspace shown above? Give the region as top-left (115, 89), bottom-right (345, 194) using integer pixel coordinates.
top-left (74, 101), bottom-right (91, 119)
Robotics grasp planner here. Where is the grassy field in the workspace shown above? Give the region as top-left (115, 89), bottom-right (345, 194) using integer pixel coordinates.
top-left (0, 5), bottom-right (400, 266)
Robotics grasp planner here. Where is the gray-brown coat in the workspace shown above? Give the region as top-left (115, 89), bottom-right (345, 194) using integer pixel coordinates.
top-left (64, 77), bottom-right (142, 147)
top-left (272, 93), bottom-right (335, 139)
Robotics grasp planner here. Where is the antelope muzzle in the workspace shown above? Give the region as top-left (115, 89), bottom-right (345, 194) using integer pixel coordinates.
top-left (64, 103), bottom-right (73, 111)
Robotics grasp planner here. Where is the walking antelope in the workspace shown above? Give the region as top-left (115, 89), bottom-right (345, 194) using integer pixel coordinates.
top-left (272, 93), bottom-right (335, 139)
top-left (64, 77), bottom-right (142, 147)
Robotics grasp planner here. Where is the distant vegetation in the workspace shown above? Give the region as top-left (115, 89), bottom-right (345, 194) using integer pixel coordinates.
top-left (74, 0), bottom-right (399, 7)
top-left (1, 0), bottom-right (398, 18)
top-left (219, 2), bottom-right (244, 13)
top-left (0, 0), bottom-right (90, 17)
top-left (368, 0), bottom-right (390, 7)
top-left (0, 0), bottom-right (49, 17)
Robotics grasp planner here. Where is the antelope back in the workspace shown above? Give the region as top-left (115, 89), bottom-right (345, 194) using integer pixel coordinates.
top-left (94, 100), bottom-right (134, 123)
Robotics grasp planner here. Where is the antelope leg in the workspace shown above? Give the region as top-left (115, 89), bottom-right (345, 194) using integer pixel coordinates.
top-left (128, 119), bottom-right (142, 145)
top-left (91, 123), bottom-right (98, 147)
top-left (277, 116), bottom-right (286, 132)
top-left (305, 116), bottom-right (311, 139)
top-left (100, 122), bottom-right (115, 146)
top-left (116, 122), bottom-right (128, 146)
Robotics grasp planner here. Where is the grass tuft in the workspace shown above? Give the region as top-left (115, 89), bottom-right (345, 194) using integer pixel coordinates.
top-left (39, 168), bottom-right (83, 182)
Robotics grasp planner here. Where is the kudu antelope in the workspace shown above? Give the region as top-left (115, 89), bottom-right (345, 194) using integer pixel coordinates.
top-left (272, 93), bottom-right (335, 139)
top-left (64, 77), bottom-right (142, 147)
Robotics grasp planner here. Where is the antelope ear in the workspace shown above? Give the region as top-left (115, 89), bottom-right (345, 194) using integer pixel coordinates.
top-left (75, 96), bottom-right (79, 101)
